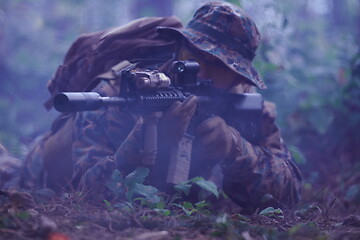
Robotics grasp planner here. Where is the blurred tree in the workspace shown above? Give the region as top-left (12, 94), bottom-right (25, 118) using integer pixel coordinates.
top-left (0, 0), bottom-right (130, 156)
top-left (249, 0), bottom-right (359, 185)
top-left (131, 0), bottom-right (174, 18)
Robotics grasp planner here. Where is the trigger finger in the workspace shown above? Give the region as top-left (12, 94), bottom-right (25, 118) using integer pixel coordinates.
top-left (179, 96), bottom-right (198, 117)
top-left (181, 96), bottom-right (198, 111)
top-left (188, 102), bottom-right (197, 118)
top-left (163, 101), bottom-right (182, 118)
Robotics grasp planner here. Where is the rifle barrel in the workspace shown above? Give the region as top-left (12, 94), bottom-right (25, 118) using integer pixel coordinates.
top-left (54, 92), bottom-right (127, 112)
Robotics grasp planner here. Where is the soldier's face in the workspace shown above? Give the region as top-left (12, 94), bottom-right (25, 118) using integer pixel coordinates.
top-left (178, 47), bottom-right (241, 90)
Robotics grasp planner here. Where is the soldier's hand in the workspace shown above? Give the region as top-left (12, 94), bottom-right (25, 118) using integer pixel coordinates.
top-left (159, 96), bottom-right (198, 144)
top-left (195, 116), bottom-right (235, 160)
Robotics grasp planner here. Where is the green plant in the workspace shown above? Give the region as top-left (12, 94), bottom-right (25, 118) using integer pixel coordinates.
top-left (105, 167), bottom-right (161, 209)
top-left (259, 207), bottom-right (284, 220)
top-left (105, 168), bottom-right (219, 217)
top-left (172, 200), bottom-right (211, 216)
top-left (174, 176), bottom-right (219, 199)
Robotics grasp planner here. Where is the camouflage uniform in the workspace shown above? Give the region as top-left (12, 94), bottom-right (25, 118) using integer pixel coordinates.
top-left (22, 2), bottom-right (302, 211)
top-left (0, 144), bottom-right (22, 190)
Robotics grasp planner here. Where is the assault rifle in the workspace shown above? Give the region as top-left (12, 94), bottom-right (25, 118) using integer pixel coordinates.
top-left (53, 61), bottom-right (264, 185)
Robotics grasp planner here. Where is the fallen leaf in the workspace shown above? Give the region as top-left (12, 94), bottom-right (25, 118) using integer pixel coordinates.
top-left (48, 232), bottom-right (70, 240)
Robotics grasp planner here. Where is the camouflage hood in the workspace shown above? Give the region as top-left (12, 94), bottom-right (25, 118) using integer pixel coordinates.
top-left (158, 1), bottom-right (266, 89)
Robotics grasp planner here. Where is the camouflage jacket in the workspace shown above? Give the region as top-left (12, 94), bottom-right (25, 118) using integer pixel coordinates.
top-left (23, 62), bottom-right (302, 211)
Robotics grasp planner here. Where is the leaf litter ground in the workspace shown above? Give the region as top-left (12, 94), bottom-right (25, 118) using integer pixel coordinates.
top-left (1, 184), bottom-right (360, 240)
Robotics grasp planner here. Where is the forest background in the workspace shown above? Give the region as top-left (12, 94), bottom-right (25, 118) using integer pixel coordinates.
top-left (0, 0), bottom-right (359, 236)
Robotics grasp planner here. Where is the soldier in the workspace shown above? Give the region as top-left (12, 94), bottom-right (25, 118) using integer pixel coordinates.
top-left (23, 1), bottom-right (302, 212)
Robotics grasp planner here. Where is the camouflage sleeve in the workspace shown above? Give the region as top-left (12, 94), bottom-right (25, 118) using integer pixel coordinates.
top-left (21, 135), bottom-right (49, 190)
top-left (72, 107), bottom-right (145, 193)
top-left (221, 101), bottom-right (302, 212)
top-left (71, 80), bottom-right (143, 193)
top-left (0, 144), bottom-right (22, 190)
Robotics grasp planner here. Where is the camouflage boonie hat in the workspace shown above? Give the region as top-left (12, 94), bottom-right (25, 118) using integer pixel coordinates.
top-left (158, 1), bottom-right (266, 89)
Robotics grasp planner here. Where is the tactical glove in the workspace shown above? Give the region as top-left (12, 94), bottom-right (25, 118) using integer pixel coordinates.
top-left (158, 96), bottom-right (198, 144)
top-left (195, 116), bottom-right (238, 161)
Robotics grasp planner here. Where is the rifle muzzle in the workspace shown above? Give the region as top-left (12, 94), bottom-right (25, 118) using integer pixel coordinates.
top-left (54, 92), bottom-right (127, 112)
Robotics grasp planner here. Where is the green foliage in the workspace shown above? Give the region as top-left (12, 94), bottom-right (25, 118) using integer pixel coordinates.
top-left (124, 168), bottom-right (155, 203)
top-left (16, 211), bottom-right (31, 221)
top-left (237, 213), bottom-right (251, 222)
top-left (171, 177), bottom-right (219, 216)
top-left (174, 181), bottom-right (192, 196)
top-left (190, 177), bottom-right (219, 198)
top-left (173, 200), bottom-right (211, 216)
top-left (173, 201), bottom-right (196, 216)
top-left (153, 208), bottom-right (171, 216)
top-left (288, 145), bottom-right (307, 165)
top-left (103, 199), bottom-right (113, 211)
top-left (259, 207), bottom-right (284, 219)
top-left (175, 177), bottom-right (219, 199)
top-left (105, 169), bottom-right (124, 198)
top-left (294, 205), bottom-right (322, 220)
top-left (249, 0), bottom-right (360, 184)
top-left (106, 168), bottom-right (160, 205)
top-left (113, 201), bottom-right (134, 212)
top-left (105, 168), bottom-right (217, 217)
top-left (289, 221), bottom-right (325, 239)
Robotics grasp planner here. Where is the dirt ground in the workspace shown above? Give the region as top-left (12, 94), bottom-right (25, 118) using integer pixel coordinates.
top-left (1, 183), bottom-right (360, 240)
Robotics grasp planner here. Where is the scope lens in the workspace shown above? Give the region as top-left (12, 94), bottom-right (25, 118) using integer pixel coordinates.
top-left (175, 63), bottom-right (185, 73)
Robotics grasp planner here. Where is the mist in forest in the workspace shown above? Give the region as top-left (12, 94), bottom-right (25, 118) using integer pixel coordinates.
top-left (0, 0), bottom-right (359, 187)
